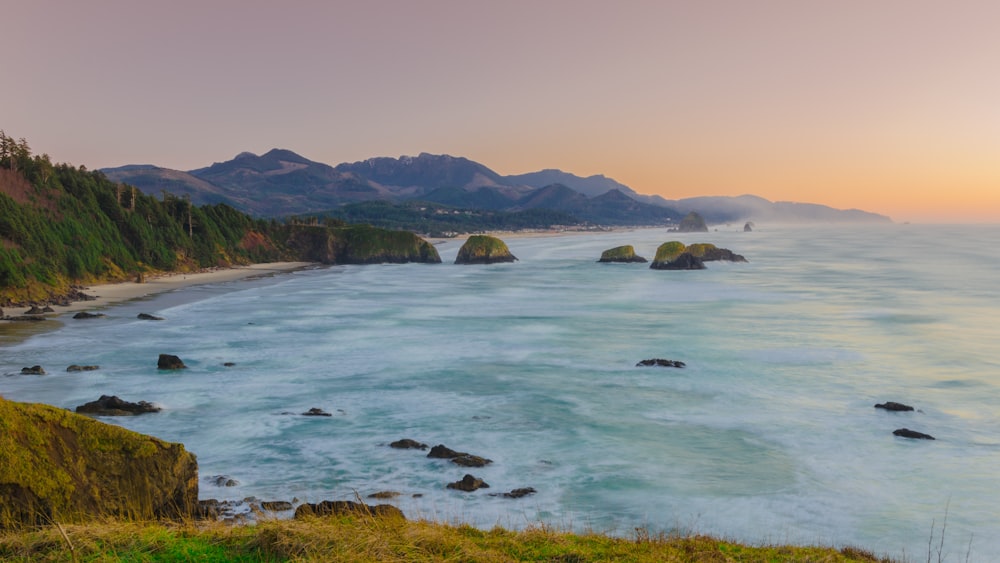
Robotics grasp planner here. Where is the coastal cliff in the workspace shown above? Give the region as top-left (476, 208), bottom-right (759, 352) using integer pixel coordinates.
top-left (283, 224), bottom-right (441, 265)
top-left (0, 397), bottom-right (198, 527)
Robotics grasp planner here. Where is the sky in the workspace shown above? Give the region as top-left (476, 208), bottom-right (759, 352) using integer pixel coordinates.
top-left (4, 1), bottom-right (999, 223)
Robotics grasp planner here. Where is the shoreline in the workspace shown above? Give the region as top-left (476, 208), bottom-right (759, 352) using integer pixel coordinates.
top-left (1, 261), bottom-right (316, 324)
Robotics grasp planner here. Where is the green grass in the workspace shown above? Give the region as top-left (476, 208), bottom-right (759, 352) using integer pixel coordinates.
top-left (0, 516), bottom-right (898, 562)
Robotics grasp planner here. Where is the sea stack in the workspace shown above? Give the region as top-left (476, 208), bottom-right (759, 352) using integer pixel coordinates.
top-left (454, 235), bottom-right (517, 264)
top-left (650, 241), bottom-right (704, 270)
top-left (676, 211), bottom-right (708, 232)
top-left (598, 245), bottom-right (647, 263)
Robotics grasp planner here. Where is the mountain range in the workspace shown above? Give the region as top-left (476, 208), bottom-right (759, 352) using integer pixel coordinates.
top-left (101, 150), bottom-right (891, 225)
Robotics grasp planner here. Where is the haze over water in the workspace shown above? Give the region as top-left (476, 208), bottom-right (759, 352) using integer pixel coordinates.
top-left (3, 224), bottom-right (999, 560)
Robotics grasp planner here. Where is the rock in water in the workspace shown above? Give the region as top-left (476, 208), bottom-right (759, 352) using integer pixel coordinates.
top-left (73, 311), bottom-right (106, 319)
top-left (137, 313), bottom-right (165, 321)
top-left (20, 365), bottom-right (46, 375)
top-left (876, 402), bottom-right (915, 412)
top-left (158, 354), bottom-right (187, 370)
top-left (650, 241), bottom-right (746, 269)
top-left (454, 235), bottom-right (517, 264)
top-left (75, 395), bottom-right (162, 416)
top-left (598, 245), bottom-right (647, 263)
top-left (893, 428), bottom-right (935, 440)
top-left (390, 439), bottom-right (429, 450)
top-left (0, 397), bottom-right (197, 526)
top-left (447, 474), bottom-right (490, 491)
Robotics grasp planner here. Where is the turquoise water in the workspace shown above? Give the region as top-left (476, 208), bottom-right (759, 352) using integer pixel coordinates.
top-left (3, 224), bottom-right (999, 559)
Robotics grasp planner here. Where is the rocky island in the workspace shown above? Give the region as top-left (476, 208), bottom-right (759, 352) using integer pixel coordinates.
top-left (454, 235), bottom-right (517, 264)
top-left (650, 241), bottom-right (747, 270)
top-left (597, 245), bottom-right (647, 263)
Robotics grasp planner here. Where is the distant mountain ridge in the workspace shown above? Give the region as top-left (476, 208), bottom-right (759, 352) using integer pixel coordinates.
top-left (102, 150), bottom-right (891, 224)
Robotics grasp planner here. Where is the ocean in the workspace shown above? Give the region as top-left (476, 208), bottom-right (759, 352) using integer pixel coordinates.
top-left (3, 224), bottom-right (999, 560)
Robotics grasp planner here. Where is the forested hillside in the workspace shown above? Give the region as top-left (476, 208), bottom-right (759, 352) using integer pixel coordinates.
top-left (0, 132), bottom-right (439, 305)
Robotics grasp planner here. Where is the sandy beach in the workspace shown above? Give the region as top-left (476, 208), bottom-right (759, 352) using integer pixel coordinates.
top-left (3, 262), bottom-right (316, 319)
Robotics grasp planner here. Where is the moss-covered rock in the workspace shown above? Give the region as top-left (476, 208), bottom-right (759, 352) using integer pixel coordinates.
top-left (684, 243), bottom-right (747, 262)
top-left (651, 241), bottom-right (687, 263)
top-left (650, 241), bottom-right (747, 269)
top-left (284, 224), bottom-right (441, 265)
top-left (0, 397), bottom-right (198, 527)
top-left (454, 235), bottom-right (517, 264)
top-left (676, 212), bottom-right (708, 232)
top-left (597, 245), bottom-right (647, 263)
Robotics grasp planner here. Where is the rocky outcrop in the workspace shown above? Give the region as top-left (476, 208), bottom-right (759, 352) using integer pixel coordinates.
top-left (427, 444), bottom-right (464, 459)
top-left (743, 222), bottom-right (753, 232)
top-left (598, 245), bottom-right (647, 263)
top-left (302, 408), bottom-right (332, 416)
top-left (75, 395), bottom-right (162, 416)
top-left (650, 241), bottom-right (746, 270)
top-left (876, 402), bottom-right (914, 412)
top-left (447, 474), bottom-right (490, 492)
top-left (390, 439), bottom-right (428, 450)
top-left (294, 500), bottom-right (405, 520)
top-left (137, 313), bottom-right (165, 321)
top-left (20, 365), bottom-right (45, 375)
top-left (454, 235), bottom-right (517, 264)
top-left (157, 354), bottom-right (187, 370)
top-left (636, 359), bottom-right (686, 368)
top-left (685, 243), bottom-right (748, 262)
top-left (67, 365), bottom-right (100, 372)
top-left (893, 428), bottom-right (935, 440)
top-left (0, 397), bottom-right (197, 526)
top-left (427, 444), bottom-right (493, 467)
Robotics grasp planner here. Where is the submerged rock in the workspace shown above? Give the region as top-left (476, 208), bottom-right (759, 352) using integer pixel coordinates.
top-left (75, 395), bottom-right (161, 416)
top-left (157, 354), bottom-right (187, 370)
top-left (0, 397), bottom-right (197, 526)
top-left (66, 365), bottom-right (100, 372)
top-left (876, 402), bottom-right (915, 412)
top-left (455, 235), bottom-right (517, 264)
top-left (893, 428), bottom-right (935, 440)
top-left (447, 474), bottom-right (490, 492)
top-left (636, 359), bottom-right (686, 368)
top-left (20, 365), bottom-right (46, 375)
top-left (368, 491), bottom-right (402, 499)
top-left (294, 500), bottom-right (405, 520)
top-left (137, 313), bottom-right (165, 321)
top-left (452, 454), bottom-right (493, 467)
top-left (208, 475), bottom-right (239, 487)
top-left (302, 408), bottom-right (332, 416)
top-left (598, 245), bottom-right (647, 263)
top-left (491, 487), bottom-right (537, 499)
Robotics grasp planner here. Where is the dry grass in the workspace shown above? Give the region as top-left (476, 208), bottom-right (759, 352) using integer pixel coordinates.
top-left (0, 514), bottom-right (899, 562)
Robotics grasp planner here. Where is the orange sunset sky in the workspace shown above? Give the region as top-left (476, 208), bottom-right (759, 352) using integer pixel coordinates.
top-left (4, 1), bottom-right (999, 223)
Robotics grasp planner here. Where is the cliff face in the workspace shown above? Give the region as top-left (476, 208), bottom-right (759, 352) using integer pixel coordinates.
top-left (0, 398), bottom-right (198, 527)
top-left (454, 235), bottom-right (517, 264)
top-left (283, 224), bottom-right (441, 265)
